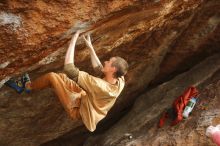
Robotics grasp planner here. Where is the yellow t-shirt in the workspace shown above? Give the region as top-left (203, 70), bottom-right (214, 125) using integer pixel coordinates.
top-left (77, 71), bottom-right (125, 132)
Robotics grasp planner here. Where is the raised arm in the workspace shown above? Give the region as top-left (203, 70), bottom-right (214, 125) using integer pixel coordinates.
top-left (64, 30), bottom-right (80, 65)
top-left (64, 31), bottom-right (80, 81)
top-left (83, 34), bottom-right (103, 71)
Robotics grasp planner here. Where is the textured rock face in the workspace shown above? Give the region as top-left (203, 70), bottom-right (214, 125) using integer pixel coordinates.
top-left (0, 0), bottom-right (219, 146)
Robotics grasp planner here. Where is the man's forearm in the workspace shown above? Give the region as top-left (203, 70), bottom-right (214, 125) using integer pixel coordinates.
top-left (83, 34), bottom-right (103, 70)
top-left (89, 46), bottom-right (103, 69)
top-left (64, 31), bottom-right (79, 65)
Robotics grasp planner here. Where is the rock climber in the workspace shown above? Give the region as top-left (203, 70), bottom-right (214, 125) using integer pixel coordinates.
top-left (5, 30), bottom-right (129, 132)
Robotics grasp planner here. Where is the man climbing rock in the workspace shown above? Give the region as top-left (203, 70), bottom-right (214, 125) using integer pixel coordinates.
top-left (5, 31), bottom-right (129, 132)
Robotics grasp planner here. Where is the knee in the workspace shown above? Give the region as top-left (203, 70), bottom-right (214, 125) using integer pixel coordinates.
top-left (46, 72), bottom-right (57, 79)
top-left (44, 72), bottom-right (58, 82)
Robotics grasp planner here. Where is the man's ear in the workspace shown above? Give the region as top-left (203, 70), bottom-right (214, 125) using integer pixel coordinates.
top-left (112, 66), bottom-right (117, 73)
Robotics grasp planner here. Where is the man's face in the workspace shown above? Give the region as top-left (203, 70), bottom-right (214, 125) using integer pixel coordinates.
top-left (102, 57), bottom-right (116, 74)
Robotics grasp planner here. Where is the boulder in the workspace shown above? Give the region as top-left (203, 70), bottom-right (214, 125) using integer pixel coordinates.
top-left (0, 0), bottom-right (219, 145)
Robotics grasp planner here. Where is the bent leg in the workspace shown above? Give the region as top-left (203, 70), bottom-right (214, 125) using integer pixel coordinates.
top-left (31, 72), bottom-right (83, 120)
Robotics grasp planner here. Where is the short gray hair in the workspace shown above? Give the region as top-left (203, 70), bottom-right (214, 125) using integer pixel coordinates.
top-left (112, 56), bottom-right (128, 78)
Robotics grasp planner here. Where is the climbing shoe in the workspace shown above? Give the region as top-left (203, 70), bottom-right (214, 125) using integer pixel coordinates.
top-left (22, 73), bottom-right (31, 93)
top-left (4, 78), bottom-right (24, 94)
top-left (4, 73), bottom-right (31, 94)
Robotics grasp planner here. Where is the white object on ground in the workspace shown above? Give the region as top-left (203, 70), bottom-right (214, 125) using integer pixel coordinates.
top-left (182, 97), bottom-right (197, 118)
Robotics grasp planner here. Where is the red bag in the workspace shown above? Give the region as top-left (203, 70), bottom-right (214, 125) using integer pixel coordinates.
top-left (159, 86), bottom-right (199, 128)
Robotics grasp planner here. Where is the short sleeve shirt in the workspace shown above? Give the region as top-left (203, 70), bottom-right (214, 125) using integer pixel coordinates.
top-left (77, 71), bottom-right (125, 131)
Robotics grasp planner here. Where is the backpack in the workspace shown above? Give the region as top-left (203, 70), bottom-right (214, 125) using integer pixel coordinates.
top-left (158, 86), bottom-right (199, 128)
